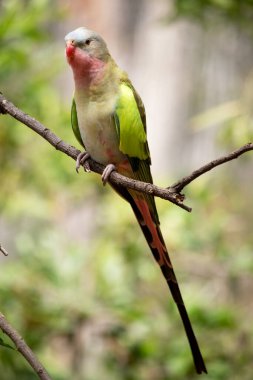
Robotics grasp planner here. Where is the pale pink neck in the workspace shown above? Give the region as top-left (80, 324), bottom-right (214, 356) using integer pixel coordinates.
top-left (73, 64), bottom-right (105, 90)
top-left (68, 49), bottom-right (106, 90)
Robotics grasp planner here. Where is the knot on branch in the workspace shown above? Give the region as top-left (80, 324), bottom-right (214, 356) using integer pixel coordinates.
top-left (0, 99), bottom-right (7, 114)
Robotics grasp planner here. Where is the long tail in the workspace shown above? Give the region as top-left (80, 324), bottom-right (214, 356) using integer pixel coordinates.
top-left (112, 183), bottom-right (207, 374)
top-left (131, 196), bottom-right (207, 374)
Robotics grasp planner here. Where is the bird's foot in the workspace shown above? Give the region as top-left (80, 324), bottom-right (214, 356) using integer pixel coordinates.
top-left (101, 164), bottom-right (116, 185)
top-left (76, 152), bottom-right (91, 173)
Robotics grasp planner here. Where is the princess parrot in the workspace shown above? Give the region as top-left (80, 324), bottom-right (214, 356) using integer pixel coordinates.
top-left (65, 27), bottom-right (207, 374)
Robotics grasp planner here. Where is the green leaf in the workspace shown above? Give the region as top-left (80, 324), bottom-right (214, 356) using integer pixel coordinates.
top-left (0, 337), bottom-right (16, 351)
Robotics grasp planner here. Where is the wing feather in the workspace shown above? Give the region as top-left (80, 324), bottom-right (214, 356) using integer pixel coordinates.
top-left (71, 98), bottom-right (85, 148)
top-left (114, 78), bottom-right (159, 224)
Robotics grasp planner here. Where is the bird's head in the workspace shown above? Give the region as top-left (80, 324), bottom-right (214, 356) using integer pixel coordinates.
top-left (65, 27), bottom-right (110, 65)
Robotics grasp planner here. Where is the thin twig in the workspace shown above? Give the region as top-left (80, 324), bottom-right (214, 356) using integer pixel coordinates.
top-left (0, 313), bottom-right (52, 380)
top-left (170, 142), bottom-right (253, 193)
top-left (0, 244), bottom-right (8, 256)
top-left (0, 93), bottom-right (191, 212)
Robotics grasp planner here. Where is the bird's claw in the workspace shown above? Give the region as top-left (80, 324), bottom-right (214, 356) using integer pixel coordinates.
top-left (76, 152), bottom-right (91, 173)
top-left (101, 164), bottom-right (116, 185)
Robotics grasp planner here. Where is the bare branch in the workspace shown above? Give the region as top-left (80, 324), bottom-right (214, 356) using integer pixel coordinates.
top-left (0, 313), bottom-right (52, 380)
top-left (1, 93), bottom-right (253, 212)
top-left (0, 244), bottom-right (8, 256)
top-left (170, 142), bottom-right (253, 193)
top-left (0, 93), bottom-right (191, 212)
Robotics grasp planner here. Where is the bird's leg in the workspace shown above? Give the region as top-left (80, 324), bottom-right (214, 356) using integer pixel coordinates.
top-left (76, 152), bottom-right (91, 173)
top-left (101, 164), bottom-right (116, 185)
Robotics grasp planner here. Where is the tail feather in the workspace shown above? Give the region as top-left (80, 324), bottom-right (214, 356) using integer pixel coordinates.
top-left (160, 262), bottom-right (207, 373)
top-left (110, 183), bottom-right (207, 374)
top-left (178, 303), bottom-right (207, 374)
top-left (129, 194), bottom-right (207, 374)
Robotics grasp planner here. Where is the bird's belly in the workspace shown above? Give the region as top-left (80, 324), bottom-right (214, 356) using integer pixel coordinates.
top-left (77, 105), bottom-right (125, 166)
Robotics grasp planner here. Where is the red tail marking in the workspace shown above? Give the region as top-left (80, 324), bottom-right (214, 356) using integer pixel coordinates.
top-left (134, 197), bottom-right (167, 266)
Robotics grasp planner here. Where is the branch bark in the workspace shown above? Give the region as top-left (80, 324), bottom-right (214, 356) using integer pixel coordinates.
top-left (170, 142), bottom-right (253, 193)
top-left (0, 313), bottom-right (52, 380)
top-left (0, 93), bottom-right (191, 212)
top-left (0, 243), bottom-right (8, 256)
top-left (1, 93), bottom-right (253, 213)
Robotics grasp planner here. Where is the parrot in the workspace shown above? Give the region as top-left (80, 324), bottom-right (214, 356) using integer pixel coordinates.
top-left (65, 27), bottom-right (207, 374)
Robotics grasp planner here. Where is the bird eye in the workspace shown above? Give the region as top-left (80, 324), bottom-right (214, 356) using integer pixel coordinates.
top-left (86, 39), bottom-right (91, 45)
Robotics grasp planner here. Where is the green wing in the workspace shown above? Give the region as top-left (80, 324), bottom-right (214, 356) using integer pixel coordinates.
top-left (71, 98), bottom-right (85, 148)
top-left (115, 79), bottom-right (150, 162)
top-left (114, 78), bottom-right (159, 224)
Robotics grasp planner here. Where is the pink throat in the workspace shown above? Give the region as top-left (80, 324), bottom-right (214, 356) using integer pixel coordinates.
top-left (66, 46), bottom-right (105, 88)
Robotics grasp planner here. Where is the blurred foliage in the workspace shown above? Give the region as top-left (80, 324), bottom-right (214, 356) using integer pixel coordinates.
top-left (0, 0), bottom-right (84, 217)
top-left (172, 0), bottom-right (253, 35)
top-left (172, 0), bottom-right (253, 151)
top-left (0, 1), bottom-right (253, 380)
top-left (191, 74), bottom-right (253, 147)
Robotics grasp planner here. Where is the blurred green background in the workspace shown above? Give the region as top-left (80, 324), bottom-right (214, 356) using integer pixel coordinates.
top-left (1, 0), bottom-right (253, 379)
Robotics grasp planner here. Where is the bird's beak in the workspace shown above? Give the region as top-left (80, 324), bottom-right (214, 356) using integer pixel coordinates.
top-left (65, 39), bottom-right (75, 59)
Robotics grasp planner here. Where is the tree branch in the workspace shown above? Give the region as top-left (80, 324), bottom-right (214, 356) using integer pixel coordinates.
top-left (170, 142), bottom-right (253, 193)
top-left (0, 313), bottom-right (52, 380)
top-left (0, 93), bottom-right (191, 212)
top-left (0, 243), bottom-right (8, 256)
top-left (1, 93), bottom-right (253, 213)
